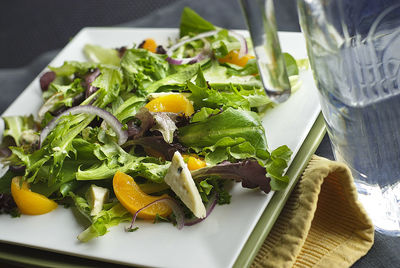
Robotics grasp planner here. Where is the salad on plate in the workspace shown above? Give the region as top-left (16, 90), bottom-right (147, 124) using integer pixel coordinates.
top-left (0, 7), bottom-right (300, 242)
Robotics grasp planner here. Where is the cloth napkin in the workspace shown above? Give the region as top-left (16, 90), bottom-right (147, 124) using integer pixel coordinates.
top-left (252, 155), bottom-right (375, 268)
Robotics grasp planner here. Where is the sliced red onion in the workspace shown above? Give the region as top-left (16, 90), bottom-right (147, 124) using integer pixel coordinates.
top-left (184, 192), bottom-right (217, 226)
top-left (228, 30), bottom-right (248, 59)
top-left (39, 105), bottom-right (128, 147)
top-left (166, 30), bottom-right (218, 65)
top-left (126, 197), bottom-right (185, 231)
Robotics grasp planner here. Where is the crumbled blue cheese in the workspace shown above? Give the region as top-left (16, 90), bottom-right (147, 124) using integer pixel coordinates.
top-left (87, 184), bottom-right (109, 216)
top-left (164, 151), bottom-right (206, 218)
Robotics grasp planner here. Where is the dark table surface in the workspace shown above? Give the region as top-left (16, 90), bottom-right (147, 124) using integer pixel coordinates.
top-left (0, 0), bottom-right (398, 267)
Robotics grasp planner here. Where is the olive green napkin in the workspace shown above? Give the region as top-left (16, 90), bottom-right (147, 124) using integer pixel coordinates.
top-left (252, 155), bottom-right (374, 268)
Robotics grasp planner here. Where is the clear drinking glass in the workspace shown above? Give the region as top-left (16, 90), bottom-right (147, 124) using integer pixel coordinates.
top-left (297, 0), bottom-right (400, 236)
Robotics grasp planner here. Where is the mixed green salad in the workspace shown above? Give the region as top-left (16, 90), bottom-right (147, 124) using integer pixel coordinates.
top-left (0, 8), bottom-right (300, 242)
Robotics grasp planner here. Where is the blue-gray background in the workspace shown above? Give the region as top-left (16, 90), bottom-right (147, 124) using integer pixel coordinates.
top-left (0, 0), bottom-right (398, 267)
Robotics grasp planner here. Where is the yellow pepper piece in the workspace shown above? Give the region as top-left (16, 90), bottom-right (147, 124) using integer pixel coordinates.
top-left (145, 94), bottom-right (194, 116)
top-left (113, 171), bottom-right (172, 220)
top-left (11, 177), bottom-right (58, 215)
top-left (218, 50), bottom-right (255, 67)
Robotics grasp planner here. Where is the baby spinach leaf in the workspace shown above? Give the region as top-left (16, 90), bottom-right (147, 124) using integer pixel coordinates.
top-left (178, 107), bottom-right (267, 151)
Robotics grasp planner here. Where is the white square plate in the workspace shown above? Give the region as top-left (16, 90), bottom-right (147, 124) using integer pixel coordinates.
top-left (0, 28), bottom-right (320, 268)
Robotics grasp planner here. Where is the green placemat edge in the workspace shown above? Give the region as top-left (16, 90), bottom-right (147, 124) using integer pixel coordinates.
top-left (0, 241), bottom-right (129, 268)
top-left (233, 112), bottom-right (326, 268)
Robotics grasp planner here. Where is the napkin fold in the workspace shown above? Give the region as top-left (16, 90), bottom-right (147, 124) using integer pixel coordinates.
top-left (252, 155), bottom-right (374, 268)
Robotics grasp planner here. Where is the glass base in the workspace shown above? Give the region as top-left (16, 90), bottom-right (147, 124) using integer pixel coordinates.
top-left (355, 180), bottom-right (400, 236)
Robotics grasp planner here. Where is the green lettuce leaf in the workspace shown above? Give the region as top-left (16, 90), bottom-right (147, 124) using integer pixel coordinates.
top-left (39, 78), bottom-right (85, 118)
top-left (76, 134), bottom-right (170, 183)
top-left (203, 61), bottom-right (262, 90)
top-left (188, 67), bottom-right (264, 111)
top-left (179, 7), bottom-right (216, 37)
top-left (190, 107), bottom-right (220, 123)
top-left (224, 52), bottom-right (299, 79)
top-left (76, 201), bottom-right (131, 242)
top-left (283, 52), bottom-right (299, 77)
top-left (2, 115), bottom-right (37, 146)
top-left (47, 78), bottom-right (85, 98)
top-left (84, 44), bottom-right (120, 66)
top-left (143, 63), bottom-right (200, 94)
top-left (266, 145), bottom-right (292, 190)
top-left (91, 67), bottom-right (124, 107)
top-left (49, 61), bottom-right (98, 77)
top-left (121, 48), bottom-right (169, 95)
top-left (114, 95), bottom-right (146, 123)
top-left (8, 113), bottom-right (96, 186)
top-left (211, 30), bottom-right (242, 58)
top-left (23, 66), bottom-right (124, 185)
top-left (225, 58), bottom-right (258, 77)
